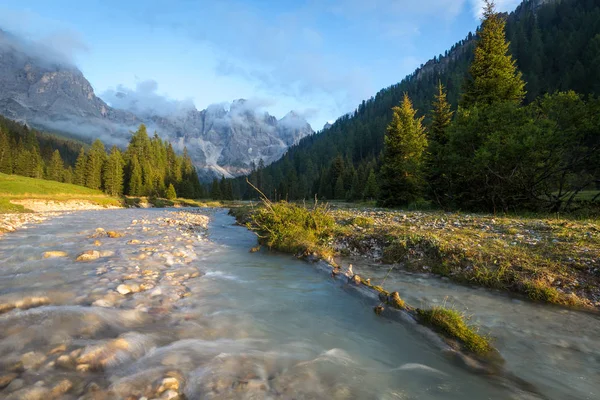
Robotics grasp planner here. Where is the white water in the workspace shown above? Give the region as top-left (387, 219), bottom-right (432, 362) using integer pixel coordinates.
top-left (0, 209), bottom-right (548, 398)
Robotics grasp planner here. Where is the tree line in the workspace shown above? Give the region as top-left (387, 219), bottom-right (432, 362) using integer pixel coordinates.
top-left (0, 120), bottom-right (204, 199)
top-left (227, 0), bottom-right (600, 212)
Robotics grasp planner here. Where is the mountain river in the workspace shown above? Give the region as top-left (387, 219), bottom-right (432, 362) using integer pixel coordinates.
top-left (0, 208), bottom-right (596, 399)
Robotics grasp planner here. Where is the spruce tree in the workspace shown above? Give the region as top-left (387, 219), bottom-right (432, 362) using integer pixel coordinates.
top-left (0, 128), bottom-right (12, 174)
top-left (427, 82), bottom-right (454, 206)
top-left (210, 178), bottom-right (221, 200)
top-left (85, 140), bottom-right (106, 190)
top-left (74, 147), bottom-right (87, 186)
top-left (430, 81), bottom-right (453, 144)
top-left (128, 155), bottom-right (143, 196)
top-left (46, 149), bottom-right (64, 181)
top-left (103, 146), bottom-right (124, 197)
top-left (461, 0), bottom-right (525, 107)
top-left (362, 169), bottom-right (379, 200)
top-left (166, 183), bottom-right (177, 200)
top-left (334, 177), bottom-right (345, 199)
top-left (378, 94), bottom-right (427, 207)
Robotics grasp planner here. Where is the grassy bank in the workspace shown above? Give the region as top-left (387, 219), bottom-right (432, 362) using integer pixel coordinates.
top-left (0, 173), bottom-right (221, 213)
top-left (0, 173), bottom-right (121, 212)
top-left (334, 208), bottom-right (600, 309)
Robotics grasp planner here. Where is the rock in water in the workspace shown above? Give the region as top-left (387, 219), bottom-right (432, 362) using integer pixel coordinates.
top-left (76, 250), bottom-right (101, 261)
top-left (43, 251), bottom-right (68, 258)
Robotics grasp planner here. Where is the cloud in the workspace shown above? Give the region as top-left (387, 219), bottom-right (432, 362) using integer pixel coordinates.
top-left (101, 80), bottom-right (196, 118)
top-left (0, 9), bottom-right (88, 65)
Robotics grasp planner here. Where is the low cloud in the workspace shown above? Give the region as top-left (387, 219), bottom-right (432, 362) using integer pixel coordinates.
top-left (0, 9), bottom-right (88, 66)
top-left (101, 80), bottom-right (196, 118)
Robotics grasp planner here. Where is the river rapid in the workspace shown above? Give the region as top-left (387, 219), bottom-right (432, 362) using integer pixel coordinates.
top-left (0, 208), bottom-right (583, 399)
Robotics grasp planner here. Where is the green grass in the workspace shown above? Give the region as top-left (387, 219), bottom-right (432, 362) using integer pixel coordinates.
top-left (244, 200), bottom-right (336, 259)
top-left (0, 173), bottom-right (121, 212)
top-left (417, 306), bottom-right (493, 356)
top-left (334, 209), bottom-right (599, 308)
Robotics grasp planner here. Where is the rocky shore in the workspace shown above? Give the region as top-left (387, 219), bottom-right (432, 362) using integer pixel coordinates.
top-left (0, 210), bottom-right (210, 399)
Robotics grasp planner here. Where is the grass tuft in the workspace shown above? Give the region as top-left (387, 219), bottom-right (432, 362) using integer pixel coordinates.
top-left (417, 306), bottom-right (493, 356)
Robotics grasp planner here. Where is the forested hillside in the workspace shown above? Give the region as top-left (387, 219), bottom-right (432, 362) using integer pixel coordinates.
top-left (229, 0), bottom-right (600, 210)
top-left (0, 116), bottom-right (203, 199)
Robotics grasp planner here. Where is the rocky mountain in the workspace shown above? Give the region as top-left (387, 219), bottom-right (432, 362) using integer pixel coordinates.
top-left (0, 29), bottom-right (313, 179)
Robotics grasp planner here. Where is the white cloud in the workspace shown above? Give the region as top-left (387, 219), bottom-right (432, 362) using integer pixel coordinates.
top-left (101, 79), bottom-right (196, 118)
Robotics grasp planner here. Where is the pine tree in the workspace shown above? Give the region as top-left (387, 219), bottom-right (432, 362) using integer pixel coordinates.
top-left (166, 183), bottom-right (177, 200)
top-left (427, 82), bottom-right (454, 205)
top-left (74, 147), bottom-right (87, 186)
top-left (0, 128), bottom-right (12, 174)
top-left (128, 155), bottom-right (143, 196)
top-left (210, 178), bottom-right (221, 200)
top-left (85, 140), bottom-right (106, 190)
top-left (334, 177), bottom-right (345, 199)
top-left (461, 0), bottom-right (525, 107)
top-left (62, 167), bottom-right (73, 184)
top-left (378, 94), bottom-right (427, 207)
top-left (430, 81), bottom-right (453, 144)
top-left (103, 146), bottom-right (124, 196)
top-left (362, 169), bottom-right (378, 200)
top-left (46, 150), bottom-right (64, 181)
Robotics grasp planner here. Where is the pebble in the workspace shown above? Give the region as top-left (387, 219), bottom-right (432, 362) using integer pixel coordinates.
top-left (0, 373), bottom-right (17, 389)
top-left (117, 284), bottom-right (132, 295)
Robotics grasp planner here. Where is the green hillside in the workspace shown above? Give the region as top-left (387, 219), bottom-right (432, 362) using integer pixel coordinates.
top-left (229, 0), bottom-right (600, 212)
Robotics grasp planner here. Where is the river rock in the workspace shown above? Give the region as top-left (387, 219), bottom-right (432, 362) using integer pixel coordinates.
top-left (128, 239), bottom-right (141, 245)
top-left (5, 386), bottom-right (50, 400)
top-left (43, 251), bottom-right (68, 258)
top-left (77, 250), bottom-right (101, 262)
top-left (55, 355), bottom-right (76, 370)
top-left (50, 379), bottom-right (73, 397)
top-left (0, 373), bottom-right (17, 389)
top-left (117, 285), bottom-right (132, 295)
top-left (107, 231), bottom-right (124, 238)
top-left (20, 351), bottom-right (46, 370)
top-left (0, 302), bottom-right (16, 314)
top-left (47, 344), bottom-right (67, 356)
top-left (157, 376), bottom-right (180, 394)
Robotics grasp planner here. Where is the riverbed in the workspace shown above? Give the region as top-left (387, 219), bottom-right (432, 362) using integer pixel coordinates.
top-left (0, 208), bottom-right (578, 398)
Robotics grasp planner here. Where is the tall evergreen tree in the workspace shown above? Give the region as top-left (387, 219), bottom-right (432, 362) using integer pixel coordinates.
top-left (46, 149), bottom-right (64, 182)
top-left (85, 140), bottom-right (106, 190)
top-left (103, 146), bottom-right (124, 196)
top-left (74, 147), bottom-right (87, 186)
top-left (462, 0), bottom-right (525, 107)
top-left (166, 183), bottom-right (177, 200)
top-left (427, 82), bottom-right (454, 205)
top-left (0, 128), bottom-right (12, 174)
top-left (128, 155), bottom-right (143, 196)
top-left (378, 94), bottom-right (428, 207)
top-left (363, 169), bottom-right (379, 200)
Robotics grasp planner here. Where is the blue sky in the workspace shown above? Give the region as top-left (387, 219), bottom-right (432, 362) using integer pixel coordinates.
top-left (0, 0), bottom-right (521, 129)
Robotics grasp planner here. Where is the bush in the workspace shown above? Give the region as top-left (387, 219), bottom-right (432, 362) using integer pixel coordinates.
top-left (250, 201), bottom-right (335, 258)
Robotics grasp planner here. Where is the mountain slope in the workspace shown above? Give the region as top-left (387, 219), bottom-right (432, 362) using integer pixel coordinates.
top-left (231, 0), bottom-right (600, 200)
top-left (0, 30), bottom-right (313, 179)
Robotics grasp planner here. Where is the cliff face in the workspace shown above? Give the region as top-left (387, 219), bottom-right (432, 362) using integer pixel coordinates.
top-left (0, 30), bottom-right (313, 179)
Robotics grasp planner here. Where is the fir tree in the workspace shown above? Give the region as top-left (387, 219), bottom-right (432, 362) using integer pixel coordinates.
top-left (166, 183), bottom-right (177, 200)
top-left (46, 149), bottom-right (64, 181)
top-left (362, 169), bottom-right (379, 200)
top-left (427, 82), bottom-right (454, 205)
top-left (85, 140), bottom-right (106, 190)
top-left (128, 155), bottom-right (143, 196)
top-left (334, 177), bottom-right (345, 199)
top-left (378, 94), bottom-right (427, 207)
top-left (210, 178), bottom-right (221, 200)
top-left (0, 128), bottom-right (12, 174)
top-left (462, 0), bottom-right (525, 107)
top-left (74, 147), bottom-right (87, 186)
top-left (103, 146), bottom-right (124, 196)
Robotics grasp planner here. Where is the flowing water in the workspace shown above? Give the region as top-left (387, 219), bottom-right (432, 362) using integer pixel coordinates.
top-left (0, 208), bottom-right (585, 399)
top-left (344, 258), bottom-right (600, 400)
